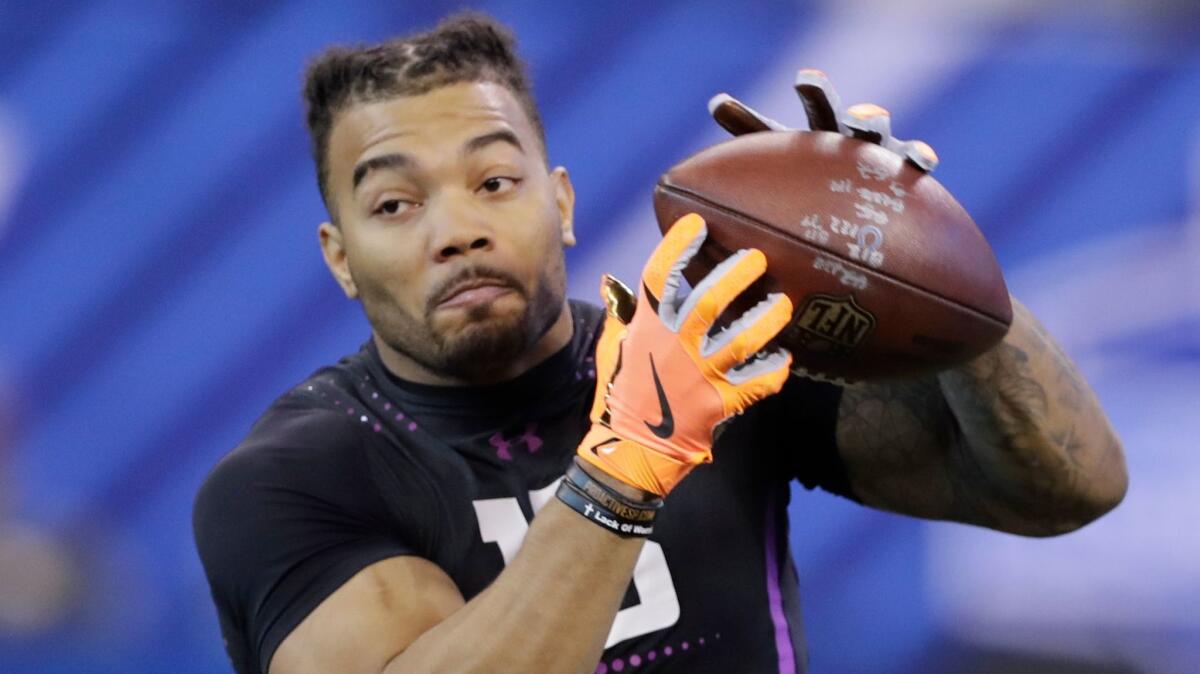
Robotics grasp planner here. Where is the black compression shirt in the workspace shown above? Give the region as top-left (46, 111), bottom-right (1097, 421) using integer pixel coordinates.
top-left (193, 300), bottom-right (856, 673)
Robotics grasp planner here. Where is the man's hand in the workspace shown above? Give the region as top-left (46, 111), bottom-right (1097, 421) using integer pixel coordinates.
top-left (707, 69), bottom-right (1127, 535)
top-left (578, 213), bottom-right (793, 496)
top-left (708, 68), bottom-right (940, 172)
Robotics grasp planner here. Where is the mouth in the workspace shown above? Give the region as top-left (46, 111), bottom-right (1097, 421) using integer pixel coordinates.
top-left (435, 278), bottom-right (518, 310)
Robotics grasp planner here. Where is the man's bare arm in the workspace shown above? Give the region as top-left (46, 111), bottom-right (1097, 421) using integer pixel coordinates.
top-left (835, 297), bottom-right (1128, 536)
top-left (269, 214), bottom-right (792, 672)
top-left (271, 490), bottom-right (644, 674)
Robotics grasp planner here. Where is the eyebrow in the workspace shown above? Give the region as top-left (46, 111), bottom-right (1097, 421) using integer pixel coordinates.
top-left (352, 153), bottom-right (410, 190)
top-left (462, 129), bottom-right (524, 156)
top-left (351, 129), bottom-right (525, 193)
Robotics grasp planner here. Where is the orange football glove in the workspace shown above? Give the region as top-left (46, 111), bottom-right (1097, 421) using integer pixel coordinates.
top-left (578, 213), bottom-right (793, 496)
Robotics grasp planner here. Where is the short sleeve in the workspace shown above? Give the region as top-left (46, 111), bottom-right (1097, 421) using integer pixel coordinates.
top-left (193, 404), bottom-right (415, 674)
top-left (770, 375), bottom-right (861, 502)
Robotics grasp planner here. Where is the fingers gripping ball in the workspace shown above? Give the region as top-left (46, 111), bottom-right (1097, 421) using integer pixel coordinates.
top-left (579, 214), bottom-right (793, 496)
top-left (709, 67), bottom-right (940, 173)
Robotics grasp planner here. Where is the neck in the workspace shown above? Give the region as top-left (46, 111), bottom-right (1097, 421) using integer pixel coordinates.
top-left (373, 302), bottom-right (575, 387)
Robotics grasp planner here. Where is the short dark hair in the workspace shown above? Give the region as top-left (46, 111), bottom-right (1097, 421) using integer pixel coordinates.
top-left (302, 12), bottom-right (547, 217)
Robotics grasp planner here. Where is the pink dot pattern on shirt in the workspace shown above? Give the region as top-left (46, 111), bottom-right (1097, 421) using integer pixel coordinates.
top-left (597, 633), bottom-right (718, 671)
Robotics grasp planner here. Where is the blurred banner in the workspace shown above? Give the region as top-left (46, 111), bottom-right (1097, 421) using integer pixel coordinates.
top-left (0, 2), bottom-right (1196, 672)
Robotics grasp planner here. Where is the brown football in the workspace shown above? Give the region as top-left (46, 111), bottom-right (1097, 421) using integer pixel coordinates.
top-left (653, 130), bottom-right (1012, 383)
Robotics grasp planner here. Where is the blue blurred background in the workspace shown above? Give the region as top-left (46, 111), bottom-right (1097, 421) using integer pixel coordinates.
top-left (1, 1), bottom-right (1197, 672)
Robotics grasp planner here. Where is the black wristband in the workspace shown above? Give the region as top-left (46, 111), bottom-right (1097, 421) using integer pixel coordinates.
top-left (556, 479), bottom-right (655, 538)
top-left (565, 457), bottom-right (665, 512)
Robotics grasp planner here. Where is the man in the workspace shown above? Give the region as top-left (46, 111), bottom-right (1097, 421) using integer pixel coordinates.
top-left (194, 13), bottom-right (1127, 674)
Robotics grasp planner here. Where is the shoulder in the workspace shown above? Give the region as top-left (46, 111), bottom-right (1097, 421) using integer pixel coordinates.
top-left (193, 366), bottom-right (380, 546)
top-left (238, 347), bottom-right (385, 463)
top-left (776, 372), bottom-right (844, 414)
top-left (569, 299), bottom-right (604, 345)
top-left (741, 371), bottom-right (843, 428)
top-left (207, 376), bottom-right (362, 478)
top-left (192, 366), bottom-right (423, 673)
top-left (719, 372), bottom-right (857, 498)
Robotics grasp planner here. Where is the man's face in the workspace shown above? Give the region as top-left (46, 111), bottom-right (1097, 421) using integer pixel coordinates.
top-left (320, 81), bottom-right (575, 381)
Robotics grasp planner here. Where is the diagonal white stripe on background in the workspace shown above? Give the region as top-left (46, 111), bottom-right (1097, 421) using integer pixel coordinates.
top-left (0, 104), bottom-right (26, 243)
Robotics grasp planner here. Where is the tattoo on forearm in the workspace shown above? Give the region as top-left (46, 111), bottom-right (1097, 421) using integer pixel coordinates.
top-left (836, 301), bottom-right (1126, 535)
top-left (938, 305), bottom-right (1124, 533)
top-left (836, 377), bottom-right (1002, 525)
top-left (941, 343), bottom-right (1091, 529)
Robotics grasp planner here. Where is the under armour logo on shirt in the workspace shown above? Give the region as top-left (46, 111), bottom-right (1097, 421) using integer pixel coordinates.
top-left (489, 423), bottom-right (543, 461)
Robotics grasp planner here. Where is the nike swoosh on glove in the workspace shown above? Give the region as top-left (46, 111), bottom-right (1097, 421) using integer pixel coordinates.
top-left (578, 213), bottom-right (793, 496)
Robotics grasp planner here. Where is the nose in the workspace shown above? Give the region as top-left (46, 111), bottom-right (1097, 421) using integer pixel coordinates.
top-left (435, 235), bottom-right (492, 263)
top-left (429, 196), bottom-right (494, 263)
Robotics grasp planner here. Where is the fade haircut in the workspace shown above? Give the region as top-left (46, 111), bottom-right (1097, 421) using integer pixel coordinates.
top-left (302, 13), bottom-right (547, 218)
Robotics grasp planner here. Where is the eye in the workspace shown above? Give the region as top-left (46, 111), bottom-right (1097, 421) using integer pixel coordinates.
top-left (374, 198), bottom-right (416, 217)
top-left (479, 176), bottom-right (519, 195)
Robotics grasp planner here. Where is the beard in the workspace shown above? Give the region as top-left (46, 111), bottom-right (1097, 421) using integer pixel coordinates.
top-left (353, 255), bottom-right (567, 382)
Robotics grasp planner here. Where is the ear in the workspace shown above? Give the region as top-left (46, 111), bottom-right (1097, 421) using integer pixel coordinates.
top-left (319, 222), bottom-right (359, 299)
top-left (551, 166), bottom-right (576, 247)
